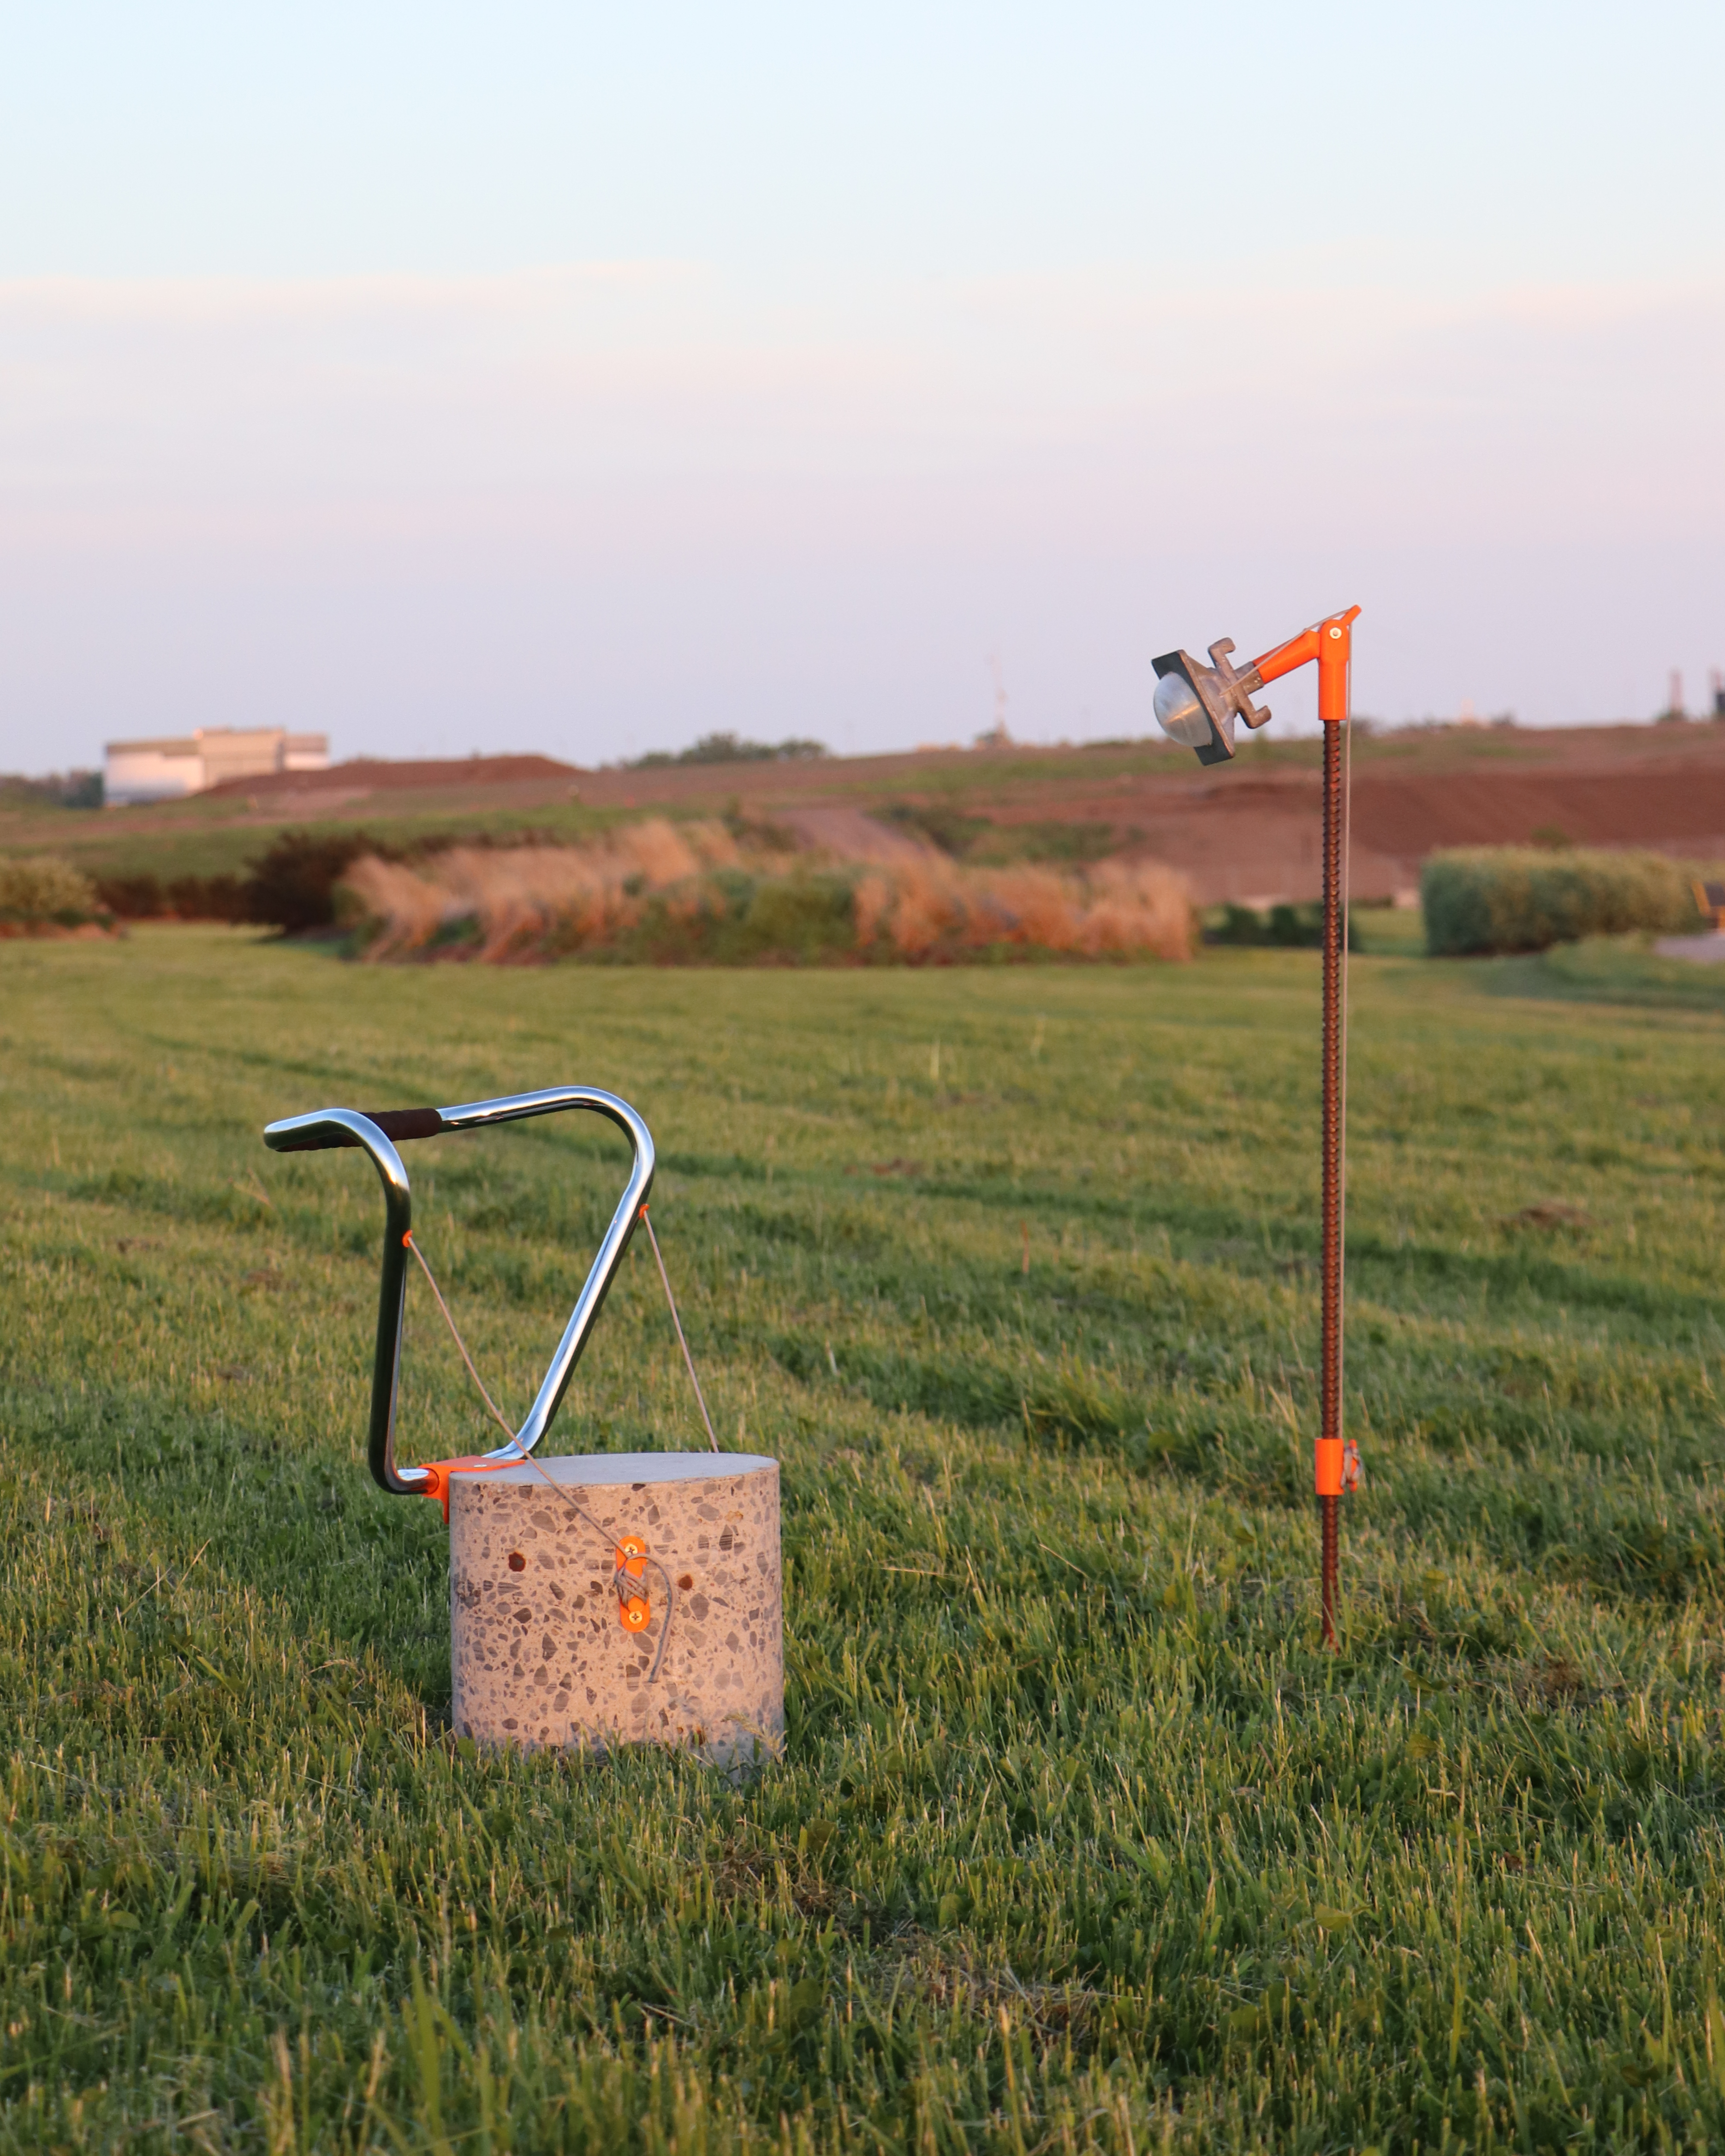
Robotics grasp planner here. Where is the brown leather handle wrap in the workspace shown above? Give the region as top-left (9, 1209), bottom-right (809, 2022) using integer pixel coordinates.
top-left (269, 1107), bottom-right (446, 1152)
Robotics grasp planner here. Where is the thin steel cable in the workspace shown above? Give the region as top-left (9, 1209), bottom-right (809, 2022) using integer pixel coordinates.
top-left (639, 1205), bottom-right (721, 1452)
top-left (405, 1233), bottom-right (516, 1441)
top-left (403, 1230), bottom-right (676, 1680)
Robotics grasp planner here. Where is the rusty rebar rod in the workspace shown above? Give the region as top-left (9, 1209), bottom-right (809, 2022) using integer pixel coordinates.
top-left (1320, 710), bottom-right (1344, 1648)
top-left (1149, 606), bottom-right (1359, 1650)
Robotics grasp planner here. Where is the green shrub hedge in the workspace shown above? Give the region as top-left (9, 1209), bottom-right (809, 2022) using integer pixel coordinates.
top-left (1208, 901), bottom-right (1362, 951)
top-left (0, 854), bottom-right (106, 926)
top-left (546, 870), bottom-right (860, 965)
top-left (92, 870), bottom-right (251, 922)
top-left (1422, 848), bottom-right (1704, 956)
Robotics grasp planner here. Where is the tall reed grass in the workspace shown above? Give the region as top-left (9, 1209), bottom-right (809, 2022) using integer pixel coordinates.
top-left (852, 856), bottom-right (1190, 960)
top-left (337, 820), bottom-right (1192, 964)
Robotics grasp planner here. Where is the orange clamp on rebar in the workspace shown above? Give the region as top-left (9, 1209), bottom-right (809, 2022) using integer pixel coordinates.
top-left (617, 1534), bottom-right (651, 1631)
top-left (1315, 1438), bottom-right (1362, 1497)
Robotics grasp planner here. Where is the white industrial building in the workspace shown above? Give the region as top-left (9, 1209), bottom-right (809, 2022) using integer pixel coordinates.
top-left (104, 727), bottom-right (329, 806)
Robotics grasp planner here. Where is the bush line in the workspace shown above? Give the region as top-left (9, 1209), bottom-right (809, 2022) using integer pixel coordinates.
top-left (1422, 847), bottom-right (1707, 956)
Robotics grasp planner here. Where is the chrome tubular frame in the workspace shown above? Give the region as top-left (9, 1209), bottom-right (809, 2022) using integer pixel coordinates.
top-left (263, 1088), bottom-right (655, 1493)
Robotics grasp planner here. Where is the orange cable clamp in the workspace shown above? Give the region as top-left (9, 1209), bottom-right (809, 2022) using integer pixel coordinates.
top-left (616, 1534), bottom-right (651, 1631)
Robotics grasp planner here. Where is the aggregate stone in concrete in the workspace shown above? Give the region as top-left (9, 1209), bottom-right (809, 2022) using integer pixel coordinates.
top-left (449, 1452), bottom-right (782, 1770)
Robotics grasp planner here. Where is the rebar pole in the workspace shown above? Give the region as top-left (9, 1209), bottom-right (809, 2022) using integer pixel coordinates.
top-left (1319, 713), bottom-right (1344, 1649)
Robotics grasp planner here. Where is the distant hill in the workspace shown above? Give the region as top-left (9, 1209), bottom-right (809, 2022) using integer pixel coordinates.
top-left (7, 721), bottom-right (1725, 906)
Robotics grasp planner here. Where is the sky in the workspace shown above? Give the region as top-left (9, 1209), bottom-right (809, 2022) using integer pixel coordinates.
top-left (2, 2), bottom-right (1722, 772)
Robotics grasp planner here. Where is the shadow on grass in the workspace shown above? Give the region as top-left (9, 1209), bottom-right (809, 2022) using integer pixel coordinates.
top-left (1481, 936), bottom-right (1725, 1015)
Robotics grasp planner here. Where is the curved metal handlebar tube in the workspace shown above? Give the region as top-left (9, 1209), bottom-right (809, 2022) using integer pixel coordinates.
top-left (437, 1090), bottom-right (656, 1458)
top-left (262, 1107), bottom-right (421, 1492)
top-left (263, 1087), bottom-right (655, 1494)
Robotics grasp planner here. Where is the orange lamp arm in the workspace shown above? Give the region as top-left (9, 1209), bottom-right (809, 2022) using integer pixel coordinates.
top-left (1251, 625), bottom-right (1322, 686)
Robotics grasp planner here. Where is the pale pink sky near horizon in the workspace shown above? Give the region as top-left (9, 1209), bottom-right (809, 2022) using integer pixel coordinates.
top-left (2, 4), bottom-right (1721, 770)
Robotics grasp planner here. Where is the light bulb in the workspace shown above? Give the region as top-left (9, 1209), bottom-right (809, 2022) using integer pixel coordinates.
top-left (1153, 671), bottom-right (1210, 748)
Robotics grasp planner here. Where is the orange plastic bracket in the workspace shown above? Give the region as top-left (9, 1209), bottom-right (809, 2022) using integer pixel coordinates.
top-left (414, 1454), bottom-right (515, 1525)
top-left (617, 1534), bottom-right (651, 1631)
top-left (1315, 1438), bottom-right (1362, 1497)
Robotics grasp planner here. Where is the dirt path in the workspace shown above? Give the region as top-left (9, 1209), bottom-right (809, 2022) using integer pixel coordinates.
top-left (772, 807), bottom-right (934, 862)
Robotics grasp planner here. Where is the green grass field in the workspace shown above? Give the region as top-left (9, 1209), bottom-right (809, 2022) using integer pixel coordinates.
top-left (3, 928), bottom-right (1724, 2152)
top-left (0, 798), bottom-right (625, 887)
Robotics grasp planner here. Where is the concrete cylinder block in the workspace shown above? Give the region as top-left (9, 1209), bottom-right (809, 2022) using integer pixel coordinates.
top-left (449, 1451), bottom-right (782, 1770)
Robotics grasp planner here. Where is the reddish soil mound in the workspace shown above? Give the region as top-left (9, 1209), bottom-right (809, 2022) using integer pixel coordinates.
top-left (1349, 767), bottom-right (1725, 856)
top-left (921, 742), bottom-right (1725, 905)
top-left (203, 754), bottom-right (581, 800)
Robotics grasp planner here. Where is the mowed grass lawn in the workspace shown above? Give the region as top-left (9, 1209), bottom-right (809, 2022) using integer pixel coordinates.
top-left (3, 928), bottom-right (1725, 2154)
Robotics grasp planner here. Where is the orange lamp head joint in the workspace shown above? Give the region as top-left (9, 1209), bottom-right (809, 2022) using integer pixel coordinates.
top-left (1152, 606), bottom-right (1360, 762)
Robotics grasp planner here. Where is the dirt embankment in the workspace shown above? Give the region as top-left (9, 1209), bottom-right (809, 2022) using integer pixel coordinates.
top-left (1101, 761), bottom-right (1725, 904)
top-left (52, 723), bottom-right (1725, 909)
top-left (973, 737), bottom-right (1725, 904)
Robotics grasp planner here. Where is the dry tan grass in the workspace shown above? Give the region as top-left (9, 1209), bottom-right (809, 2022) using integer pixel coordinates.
top-left (341, 820), bottom-right (733, 961)
top-left (853, 856), bottom-right (1190, 961)
top-left (339, 819), bottom-right (1191, 962)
